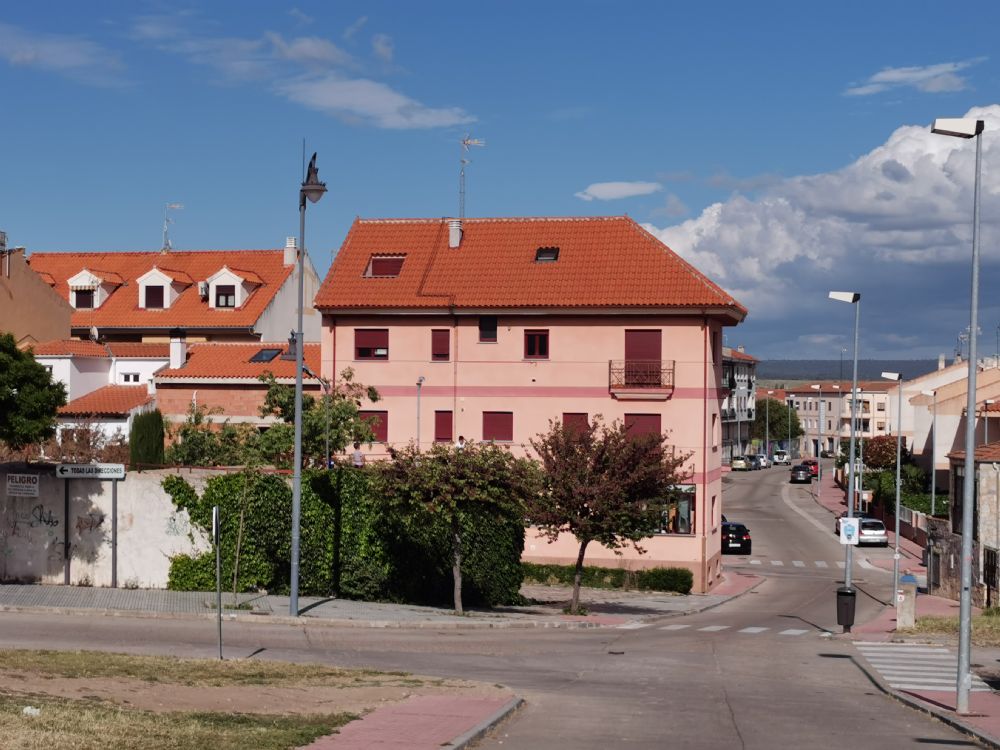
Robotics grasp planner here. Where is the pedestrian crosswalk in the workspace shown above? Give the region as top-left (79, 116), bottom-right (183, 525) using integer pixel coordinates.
top-left (620, 621), bottom-right (814, 636)
top-left (854, 641), bottom-right (992, 692)
top-left (745, 559), bottom-right (846, 568)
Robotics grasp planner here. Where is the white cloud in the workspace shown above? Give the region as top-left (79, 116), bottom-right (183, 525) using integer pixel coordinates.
top-left (643, 105), bottom-right (1000, 354)
top-left (844, 58), bottom-right (985, 96)
top-left (267, 33), bottom-right (352, 68)
top-left (574, 181), bottom-right (663, 202)
top-left (277, 74), bottom-right (475, 129)
top-left (343, 16), bottom-right (368, 41)
top-left (288, 8), bottom-right (313, 26)
top-left (372, 34), bottom-right (393, 64)
top-left (0, 22), bottom-right (125, 86)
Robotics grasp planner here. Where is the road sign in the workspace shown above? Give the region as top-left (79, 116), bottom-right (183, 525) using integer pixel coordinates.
top-left (6, 473), bottom-right (39, 497)
top-left (839, 517), bottom-right (860, 546)
top-left (56, 463), bottom-right (126, 480)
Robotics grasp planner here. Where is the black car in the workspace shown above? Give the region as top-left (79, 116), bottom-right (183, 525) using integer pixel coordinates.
top-left (722, 522), bottom-right (752, 555)
top-left (746, 455), bottom-right (762, 470)
top-left (789, 464), bottom-right (812, 483)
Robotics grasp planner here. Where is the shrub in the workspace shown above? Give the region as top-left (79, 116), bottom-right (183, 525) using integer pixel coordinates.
top-left (521, 562), bottom-right (692, 594)
top-left (130, 409), bottom-right (165, 466)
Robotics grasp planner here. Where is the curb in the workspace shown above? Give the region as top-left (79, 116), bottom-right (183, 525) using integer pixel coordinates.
top-left (849, 647), bottom-right (1000, 750)
top-left (443, 696), bottom-right (524, 749)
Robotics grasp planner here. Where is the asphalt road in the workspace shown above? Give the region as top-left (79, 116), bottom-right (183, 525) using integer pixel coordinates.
top-left (0, 464), bottom-right (981, 749)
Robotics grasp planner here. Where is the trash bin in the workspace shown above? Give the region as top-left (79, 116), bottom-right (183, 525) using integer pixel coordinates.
top-left (837, 586), bottom-right (857, 630)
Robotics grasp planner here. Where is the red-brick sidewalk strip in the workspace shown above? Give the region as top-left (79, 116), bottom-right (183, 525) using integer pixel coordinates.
top-left (713, 571), bottom-right (764, 597)
top-left (301, 694), bottom-right (522, 749)
top-left (852, 591), bottom-right (972, 640)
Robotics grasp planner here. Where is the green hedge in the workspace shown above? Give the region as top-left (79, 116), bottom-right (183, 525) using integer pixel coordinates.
top-left (129, 409), bottom-right (164, 466)
top-left (162, 466), bottom-right (525, 606)
top-left (522, 562), bottom-right (693, 594)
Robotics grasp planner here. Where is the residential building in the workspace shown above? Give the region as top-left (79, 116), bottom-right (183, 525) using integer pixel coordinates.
top-left (0, 242), bottom-right (72, 347)
top-left (26, 239), bottom-right (320, 344)
top-left (32, 340), bottom-right (170, 402)
top-left (785, 381), bottom-right (893, 457)
top-left (314, 215), bottom-right (747, 592)
top-left (57, 384), bottom-right (155, 440)
top-left (721, 346), bottom-right (756, 462)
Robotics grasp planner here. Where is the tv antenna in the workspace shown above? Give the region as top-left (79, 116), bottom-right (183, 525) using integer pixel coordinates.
top-left (162, 202), bottom-right (184, 253)
top-left (458, 134), bottom-right (485, 219)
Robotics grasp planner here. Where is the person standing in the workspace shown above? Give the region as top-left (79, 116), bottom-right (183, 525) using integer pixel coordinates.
top-left (351, 442), bottom-right (365, 467)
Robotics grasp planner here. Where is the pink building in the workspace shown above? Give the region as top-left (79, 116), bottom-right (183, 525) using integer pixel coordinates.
top-left (315, 216), bottom-right (746, 591)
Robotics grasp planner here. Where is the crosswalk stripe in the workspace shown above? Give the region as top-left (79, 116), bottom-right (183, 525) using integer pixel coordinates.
top-left (815, 561), bottom-right (829, 568)
top-left (739, 626), bottom-right (769, 633)
top-left (616, 622), bottom-right (650, 630)
top-left (749, 560), bottom-right (762, 565)
top-left (855, 642), bottom-right (992, 691)
top-left (770, 560), bottom-right (784, 566)
top-left (697, 625), bottom-right (729, 632)
top-left (659, 624), bottom-right (690, 631)
top-left (836, 562), bottom-right (846, 569)
top-left (779, 628), bottom-right (809, 635)
top-left (792, 561), bottom-right (805, 567)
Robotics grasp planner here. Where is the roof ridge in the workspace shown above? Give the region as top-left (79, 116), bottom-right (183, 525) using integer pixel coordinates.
top-left (357, 215), bottom-right (631, 225)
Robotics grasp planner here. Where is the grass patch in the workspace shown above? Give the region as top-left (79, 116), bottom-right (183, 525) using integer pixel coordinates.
top-left (903, 611), bottom-right (1000, 647)
top-left (0, 649), bottom-right (409, 688)
top-left (522, 562), bottom-right (692, 594)
top-left (0, 691), bottom-right (352, 750)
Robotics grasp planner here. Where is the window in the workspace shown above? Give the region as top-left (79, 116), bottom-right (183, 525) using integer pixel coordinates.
top-left (713, 413), bottom-right (719, 448)
top-left (355, 329), bottom-right (389, 360)
top-left (483, 411), bottom-right (513, 441)
top-left (562, 413), bottom-right (589, 434)
top-left (625, 413), bottom-right (661, 438)
top-left (877, 403), bottom-right (886, 412)
top-left (216, 284), bottom-right (236, 308)
top-left (657, 485), bottom-right (695, 534)
top-left (431, 329), bottom-right (450, 361)
top-left (534, 246), bottom-right (559, 262)
top-left (145, 285), bottom-right (164, 309)
top-left (75, 289), bottom-right (94, 309)
top-left (249, 348), bottom-right (281, 363)
top-left (367, 256), bottom-right (405, 277)
top-left (358, 410), bottom-right (388, 442)
top-left (711, 331), bottom-right (719, 364)
top-left (479, 316), bottom-right (498, 343)
top-left (434, 411), bottom-right (453, 442)
top-left (524, 330), bottom-right (549, 359)
top-left (122, 372), bottom-right (139, 383)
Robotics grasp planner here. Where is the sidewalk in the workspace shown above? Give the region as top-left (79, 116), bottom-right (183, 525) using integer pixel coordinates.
top-left (0, 572), bottom-right (761, 749)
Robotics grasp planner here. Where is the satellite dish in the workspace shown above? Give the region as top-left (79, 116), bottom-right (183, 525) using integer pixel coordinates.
top-left (89, 326), bottom-right (99, 342)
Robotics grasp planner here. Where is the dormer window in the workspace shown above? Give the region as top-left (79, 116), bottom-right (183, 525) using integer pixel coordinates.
top-left (535, 246), bottom-right (559, 262)
top-left (216, 285), bottom-right (236, 308)
top-left (67, 268), bottom-right (120, 310)
top-left (145, 285), bottom-right (164, 309)
top-left (75, 290), bottom-right (94, 309)
top-left (366, 255), bottom-right (405, 277)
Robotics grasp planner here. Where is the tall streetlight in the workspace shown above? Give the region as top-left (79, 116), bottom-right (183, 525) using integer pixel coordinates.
top-left (787, 396), bottom-right (793, 456)
top-left (811, 385), bottom-right (824, 504)
top-left (832, 384), bottom-right (842, 455)
top-left (290, 153), bottom-right (328, 617)
top-left (830, 291), bottom-right (861, 630)
top-left (933, 115), bottom-right (984, 714)
top-left (882, 372), bottom-right (903, 596)
top-left (765, 389), bottom-right (774, 459)
top-left (921, 389), bottom-right (938, 517)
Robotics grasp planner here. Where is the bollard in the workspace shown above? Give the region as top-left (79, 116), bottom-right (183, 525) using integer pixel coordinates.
top-left (896, 572), bottom-right (918, 630)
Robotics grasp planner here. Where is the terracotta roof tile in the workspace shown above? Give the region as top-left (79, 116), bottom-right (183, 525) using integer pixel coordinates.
top-left (59, 385), bottom-right (152, 417)
top-left (28, 250), bottom-right (294, 331)
top-left (315, 216), bottom-right (746, 318)
top-left (31, 340), bottom-right (170, 358)
top-left (948, 442), bottom-right (1000, 462)
top-left (156, 343), bottom-right (320, 381)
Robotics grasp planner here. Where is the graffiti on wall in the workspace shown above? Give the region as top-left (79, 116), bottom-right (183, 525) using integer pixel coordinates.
top-left (75, 513), bottom-right (105, 535)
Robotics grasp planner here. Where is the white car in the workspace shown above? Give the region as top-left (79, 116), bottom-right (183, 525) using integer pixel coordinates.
top-left (755, 455), bottom-right (771, 468)
top-left (772, 450), bottom-right (791, 465)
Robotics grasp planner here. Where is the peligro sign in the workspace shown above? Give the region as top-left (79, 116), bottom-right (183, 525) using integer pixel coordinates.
top-left (5, 473), bottom-right (39, 497)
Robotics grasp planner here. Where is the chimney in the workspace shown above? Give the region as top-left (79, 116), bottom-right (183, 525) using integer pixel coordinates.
top-left (448, 219), bottom-right (462, 249)
top-left (146, 378), bottom-right (156, 396)
top-left (169, 331), bottom-right (187, 370)
top-left (939, 354), bottom-right (946, 371)
top-left (284, 236), bottom-right (298, 266)
top-left (737, 344), bottom-right (745, 353)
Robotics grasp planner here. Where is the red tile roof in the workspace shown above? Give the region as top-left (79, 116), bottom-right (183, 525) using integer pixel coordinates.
top-left (948, 442), bottom-right (1000, 462)
top-left (59, 385), bottom-right (152, 417)
top-left (156, 343), bottom-right (320, 381)
top-left (725, 348), bottom-right (757, 362)
top-left (28, 250), bottom-right (294, 331)
top-left (31, 340), bottom-right (170, 358)
top-left (315, 216), bottom-right (746, 318)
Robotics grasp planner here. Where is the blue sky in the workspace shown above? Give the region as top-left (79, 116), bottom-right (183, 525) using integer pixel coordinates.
top-left (3, 2), bottom-right (1000, 361)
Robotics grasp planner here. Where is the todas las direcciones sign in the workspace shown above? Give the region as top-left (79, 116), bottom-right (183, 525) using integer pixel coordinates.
top-left (6, 473), bottom-right (39, 498)
top-left (56, 463), bottom-right (126, 481)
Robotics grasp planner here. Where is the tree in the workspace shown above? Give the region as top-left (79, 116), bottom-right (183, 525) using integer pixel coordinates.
top-left (130, 409), bottom-right (165, 466)
top-left (258, 367), bottom-right (381, 467)
top-left (862, 434), bottom-right (898, 470)
top-left (380, 441), bottom-right (540, 614)
top-left (165, 402), bottom-right (254, 466)
top-left (751, 398), bottom-right (802, 447)
top-left (0, 333), bottom-right (67, 450)
top-left (529, 416), bottom-right (692, 615)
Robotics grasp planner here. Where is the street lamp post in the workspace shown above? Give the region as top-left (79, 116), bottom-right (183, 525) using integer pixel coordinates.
top-left (830, 291), bottom-right (861, 630)
top-left (766, 390), bottom-right (774, 459)
top-left (811, 384), bottom-right (824, 503)
top-left (290, 153), bottom-right (327, 617)
top-left (932, 115), bottom-right (985, 714)
top-left (883, 372), bottom-right (903, 596)
top-left (787, 397), bottom-right (793, 456)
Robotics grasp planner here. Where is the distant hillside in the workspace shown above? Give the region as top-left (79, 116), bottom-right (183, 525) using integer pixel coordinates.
top-left (757, 359), bottom-right (941, 382)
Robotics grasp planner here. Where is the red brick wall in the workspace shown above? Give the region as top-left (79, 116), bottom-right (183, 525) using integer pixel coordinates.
top-left (156, 383), bottom-right (321, 422)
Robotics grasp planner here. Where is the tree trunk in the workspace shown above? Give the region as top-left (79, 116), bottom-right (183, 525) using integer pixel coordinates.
top-left (452, 513), bottom-right (463, 615)
top-left (570, 539), bottom-right (590, 615)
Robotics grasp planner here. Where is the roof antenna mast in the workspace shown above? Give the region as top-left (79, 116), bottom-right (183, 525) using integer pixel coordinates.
top-left (162, 203), bottom-right (184, 253)
top-left (459, 134), bottom-right (485, 219)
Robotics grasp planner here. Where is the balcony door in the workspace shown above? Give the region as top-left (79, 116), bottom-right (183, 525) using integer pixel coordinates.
top-left (624, 330), bottom-right (661, 387)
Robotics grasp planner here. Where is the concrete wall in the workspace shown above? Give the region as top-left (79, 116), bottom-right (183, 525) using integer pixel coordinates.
top-left (0, 464), bottom-right (209, 588)
top-left (257, 256), bottom-right (322, 343)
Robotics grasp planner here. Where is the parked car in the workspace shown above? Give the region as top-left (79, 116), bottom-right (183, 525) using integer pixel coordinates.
top-left (754, 454), bottom-right (771, 468)
top-left (820, 450), bottom-right (836, 458)
top-left (730, 456), bottom-right (748, 471)
top-left (801, 459), bottom-right (819, 478)
top-left (746, 455), bottom-right (762, 470)
top-left (857, 519), bottom-right (889, 546)
top-left (789, 464), bottom-right (812, 483)
top-left (772, 450), bottom-right (790, 465)
top-left (835, 511), bottom-right (871, 535)
top-left (722, 522), bottom-right (752, 554)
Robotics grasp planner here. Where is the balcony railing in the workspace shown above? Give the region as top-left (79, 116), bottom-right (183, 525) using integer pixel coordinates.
top-left (609, 359), bottom-right (675, 398)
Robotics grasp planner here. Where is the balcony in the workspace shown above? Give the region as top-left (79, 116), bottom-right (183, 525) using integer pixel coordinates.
top-left (609, 359), bottom-right (675, 401)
